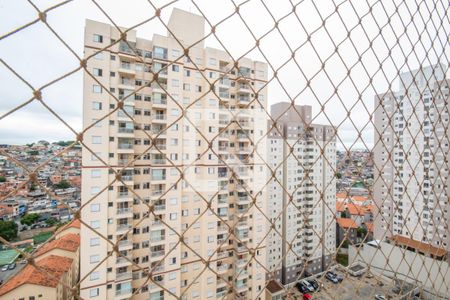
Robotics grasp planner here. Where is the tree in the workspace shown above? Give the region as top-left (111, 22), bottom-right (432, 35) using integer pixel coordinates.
top-left (28, 150), bottom-right (39, 156)
top-left (336, 173), bottom-right (342, 179)
top-left (20, 213), bottom-right (40, 226)
top-left (0, 176), bottom-right (6, 183)
top-left (55, 180), bottom-right (71, 189)
top-left (357, 226), bottom-right (367, 238)
top-left (45, 217), bottom-right (58, 226)
top-left (0, 220), bottom-right (18, 241)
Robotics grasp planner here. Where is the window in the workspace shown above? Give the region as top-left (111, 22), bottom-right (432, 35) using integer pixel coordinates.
top-left (172, 65), bottom-right (179, 72)
top-left (90, 255), bottom-right (100, 263)
top-left (92, 85), bottom-right (102, 93)
top-left (90, 203), bottom-right (100, 212)
top-left (209, 58), bottom-right (217, 66)
top-left (91, 220), bottom-right (100, 229)
top-left (153, 46), bottom-right (167, 59)
top-left (172, 79), bottom-right (179, 87)
top-left (170, 213), bottom-right (177, 220)
top-left (89, 288), bottom-right (99, 297)
top-left (92, 102), bottom-right (102, 110)
top-left (90, 237), bottom-right (100, 246)
top-left (92, 136), bottom-right (102, 144)
top-left (91, 169), bottom-right (101, 178)
top-left (90, 271), bottom-right (100, 280)
top-left (93, 34), bottom-right (103, 43)
top-left (94, 52), bottom-right (103, 60)
top-left (93, 68), bottom-right (102, 76)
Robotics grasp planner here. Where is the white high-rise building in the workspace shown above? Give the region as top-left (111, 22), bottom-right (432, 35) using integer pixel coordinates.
top-left (266, 103), bottom-right (336, 284)
top-left (373, 64), bottom-right (449, 256)
top-left (81, 9), bottom-right (269, 299)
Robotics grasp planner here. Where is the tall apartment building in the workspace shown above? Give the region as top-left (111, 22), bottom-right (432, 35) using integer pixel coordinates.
top-left (81, 8), bottom-right (269, 300)
top-left (374, 64), bottom-right (449, 256)
top-left (266, 103), bottom-right (336, 284)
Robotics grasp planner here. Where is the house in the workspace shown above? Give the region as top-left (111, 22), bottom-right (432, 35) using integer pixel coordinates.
top-left (346, 203), bottom-right (366, 226)
top-left (0, 255), bottom-right (75, 300)
top-left (336, 217), bottom-right (359, 246)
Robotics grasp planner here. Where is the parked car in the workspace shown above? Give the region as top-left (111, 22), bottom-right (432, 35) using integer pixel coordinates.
top-left (306, 278), bottom-right (320, 291)
top-left (1, 265), bottom-right (8, 272)
top-left (303, 294), bottom-right (312, 300)
top-left (296, 281), bottom-right (311, 294)
top-left (375, 294), bottom-right (386, 300)
top-left (0, 279), bottom-right (3, 285)
top-left (8, 263), bottom-right (16, 270)
top-left (328, 271), bottom-right (343, 282)
top-left (325, 271), bottom-right (339, 284)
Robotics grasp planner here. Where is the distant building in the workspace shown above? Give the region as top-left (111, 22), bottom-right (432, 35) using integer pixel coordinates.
top-left (266, 103), bottom-right (336, 284)
top-left (373, 64), bottom-right (449, 255)
top-left (0, 219), bottom-right (80, 299)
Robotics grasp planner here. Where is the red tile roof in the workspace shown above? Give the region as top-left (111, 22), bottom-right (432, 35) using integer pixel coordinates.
top-left (346, 203), bottom-right (366, 216)
top-left (337, 218), bottom-right (358, 229)
top-left (35, 233), bottom-right (80, 257)
top-left (390, 235), bottom-right (447, 257)
top-left (0, 255), bottom-right (73, 296)
top-left (365, 222), bottom-right (373, 232)
top-left (336, 202), bottom-right (346, 212)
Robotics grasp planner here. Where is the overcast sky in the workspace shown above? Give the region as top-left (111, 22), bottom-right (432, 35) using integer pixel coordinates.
top-left (0, 0), bottom-right (448, 149)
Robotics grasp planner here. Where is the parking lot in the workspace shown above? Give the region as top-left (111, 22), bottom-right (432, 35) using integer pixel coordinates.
top-left (291, 269), bottom-right (420, 300)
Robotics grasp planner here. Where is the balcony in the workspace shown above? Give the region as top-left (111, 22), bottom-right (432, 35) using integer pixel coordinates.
top-left (118, 240), bottom-right (133, 251)
top-left (116, 271), bottom-right (132, 281)
top-left (150, 235), bottom-right (165, 243)
top-left (151, 158), bottom-right (166, 165)
top-left (152, 114), bottom-right (167, 122)
top-left (118, 63), bottom-right (135, 75)
top-left (118, 127), bottom-right (134, 134)
top-left (152, 97), bottom-right (167, 106)
top-left (115, 288), bottom-right (132, 298)
top-left (116, 208), bottom-right (132, 217)
top-left (217, 264), bottom-right (229, 273)
top-left (154, 204), bottom-right (166, 212)
top-left (237, 196), bottom-right (250, 205)
top-left (151, 250), bottom-right (165, 259)
top-left (116, 256), bottom-right (132, 267)
top-left (116, 224), bottom-right (132, 234)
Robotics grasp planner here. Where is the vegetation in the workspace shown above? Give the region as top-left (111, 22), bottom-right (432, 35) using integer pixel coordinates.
top-left (336, 172), bottom-right (342, 179)
top-left (0, 220), bottom-right (18, 241)
top-left (0, 176), bottom-right (6, 183)
top-left (20, 213), bottom-right (40, 226)
top-left (33, 231), bottom-right (53, 244)
top-left (28, 150), bottom-right (39, 156)
top-left (55, 180), bottom-right (71, 189)
top-left (55, 140), bottom-right (74, 147)
top-left (45, 217), bottom-right (58, 226)
top-left (337, 253), bottom-right (349, 266)
top-left (357, 226), bottom-right (368, 238)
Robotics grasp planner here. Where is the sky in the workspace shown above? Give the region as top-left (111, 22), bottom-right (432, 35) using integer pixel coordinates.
top-left (0, 0), bottom-right (448, 149)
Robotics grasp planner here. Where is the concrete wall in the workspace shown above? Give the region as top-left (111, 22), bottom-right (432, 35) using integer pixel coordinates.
top-left (349, 242), bottom-right (450, 299)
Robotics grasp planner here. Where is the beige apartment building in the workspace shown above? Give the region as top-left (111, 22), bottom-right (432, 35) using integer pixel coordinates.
top-left (373, 64), bottom-right (449, 257)
top-left (81, 8), bottom-right (269, 300)
top-left (266, 103), bottom-right (336, 284)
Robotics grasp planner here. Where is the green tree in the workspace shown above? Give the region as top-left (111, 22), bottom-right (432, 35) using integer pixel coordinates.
top-left (336, 173), bottom-right (342, 179)
top-left (28, 150), bottom-right (39, 156)
top-left (55, 180), bottom-right (71, 189)
top-left (45, 217), bottom-right (58, 226)
top-left (0, 176), bottom-right (6, 183)
top-left (357, 226), bottom-right (367, 238)
top-left (20, 213), bottom-right (40, 226)
top-left (0, 220), bottom-right (18, 241)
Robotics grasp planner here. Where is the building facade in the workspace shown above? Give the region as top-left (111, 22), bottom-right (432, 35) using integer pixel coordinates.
top-left (81, 9), bottom-right (268, 300)
top-left (266, 103), bottom-right (336, 284)
top-left (373, 64), bottom-right (449, 256)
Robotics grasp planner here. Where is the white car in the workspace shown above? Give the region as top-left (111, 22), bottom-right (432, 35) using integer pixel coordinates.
top-left (375, 294), bottom-right (386, 300)
top-left (1, 265), bottom-right (9, 272)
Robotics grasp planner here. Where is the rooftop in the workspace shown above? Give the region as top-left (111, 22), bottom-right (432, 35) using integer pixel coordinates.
top-left (337, 218), bottom-right (358, 229)
top-left (390, 235), bottom-right (447, 258)
top-left (35, 233), bottom-right (80, 257)
top-left (0, 255), bottom-right (73, 296)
